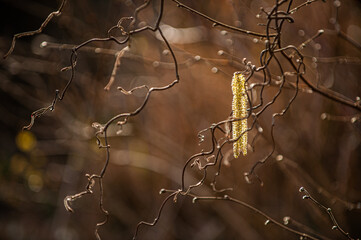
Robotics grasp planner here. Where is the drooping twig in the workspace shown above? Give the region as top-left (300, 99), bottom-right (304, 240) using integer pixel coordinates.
top-left (3, 0), bottom-right (68, 59)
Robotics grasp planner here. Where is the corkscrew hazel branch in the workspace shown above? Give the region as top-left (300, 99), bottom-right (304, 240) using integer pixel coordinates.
top-left (190, 193), bottom-right (320, 240)
top-left (19, 0), bottom-right (166, 130)
top-left (246, 48), bottom-right (305, 184)
top-left (58, 1), bottom-right (177, 238)
top-left (3, 0), bottom-right (68, 59)
top-left (133, 192), bottom-right (178, 240)
top-left (282, 51), bottom-right (361, 111)
top-left (134, 189), bottom-right (321, 240)
top-left (64, 174), bottom-right (99, 213)
top-left (299, 187), bottom-right (355, 240)
top-left (6, 0), bottom-right (360, 239)
top-left (71, 10), bottom-right (179, 238)
top-left (23, 49), bottom-right (78, 130)
top-left (171, 0), bottom-right (276, 38)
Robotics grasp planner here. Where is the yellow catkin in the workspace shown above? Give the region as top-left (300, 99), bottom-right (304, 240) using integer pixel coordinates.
top-left (232, 72), bottom-right (247, 158)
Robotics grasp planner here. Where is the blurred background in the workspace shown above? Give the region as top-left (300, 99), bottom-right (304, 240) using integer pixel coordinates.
top-left (0, 0), bottom-right (361, 239)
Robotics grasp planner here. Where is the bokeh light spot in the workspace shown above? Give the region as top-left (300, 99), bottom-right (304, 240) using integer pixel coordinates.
top-left (10, 154), bottom-right (28, 175)
top-left (27, 173), bottom-right (43, 192)
top-left (16, 131), bottom-right (37, 152)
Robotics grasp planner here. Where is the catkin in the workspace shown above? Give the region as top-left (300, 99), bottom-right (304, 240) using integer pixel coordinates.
top-left (232, 72), bottom-right (247, 158)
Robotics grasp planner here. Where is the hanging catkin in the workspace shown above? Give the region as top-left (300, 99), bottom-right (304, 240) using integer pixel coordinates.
top-left (232, 72), bottom-right (247, 158)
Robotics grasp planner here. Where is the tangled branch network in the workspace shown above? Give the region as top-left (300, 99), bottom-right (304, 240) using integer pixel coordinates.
top-left (4, 0), bottom-right (361, 239)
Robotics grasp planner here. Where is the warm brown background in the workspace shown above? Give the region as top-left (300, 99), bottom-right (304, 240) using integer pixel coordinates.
top-left (0, 0), bottom-right (361, 239)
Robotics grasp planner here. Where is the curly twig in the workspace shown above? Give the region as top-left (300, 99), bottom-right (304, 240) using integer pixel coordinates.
top-left (3, 0), bottom-right (68, 59)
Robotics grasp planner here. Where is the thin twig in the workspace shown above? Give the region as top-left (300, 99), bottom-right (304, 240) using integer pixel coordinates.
top-left (3, 0), bottom-right (68, 59)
